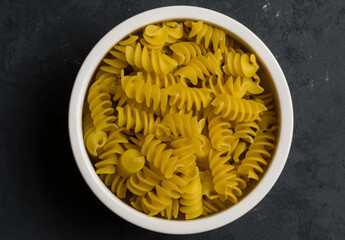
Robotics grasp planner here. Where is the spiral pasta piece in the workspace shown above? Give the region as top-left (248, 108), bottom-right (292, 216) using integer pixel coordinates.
top-left (130, 195), bottom-right (147, 213)
top-left (170, 41), bottom-right (203, 65)
top-left (87, 76), bottom-right (117, 132)
top-left (154, 104), bottom-right (194, 120)
top-left (83, 111), bottom-right (94, 144)
top-left (100, 35), bottom-right (138, 74)
top-left (163, 21), bottom-right (184, 43)
top-left (102, 173), bottom-right (128, 199)
top-left (202, 75), bottom-right (263, 98)
top-left (84, 74), bottom-right (118, 156)
top-left (180, 175), bottom-right (203, 219)
top-left (220, 122), bottom-right (260, 163)
top-left (185, 21), bottom-right (228, 52)
top-left (140, 22), bottom-right (184, 49)
top-left (141, 174), bottom-right (187, 217)
top-left (199, 170), bottom-right (218, 200)
top-left (256, 93), bottom-right (275, 112)
top-left (161, 199), bottom-right (180, 219)
top-left (141, 134), bottom-right (182, 178)
top-left (156, 113), bottom-right (205, 140)
top-left (116, 149), bottom-right (146, 177)
top-left (132, 71), bottom-right (180, 88)
top-left (93, 71), bottom-right (119, 94)
top-left (211, 92), bottom-right (267, 122)
top-left (122, 71), bottom-right (180, 92)
top-left (122, 98), bottom-right (155, 115)
top-left (227, 139), bottom-right (247, 163)
top-left (170, 138), bottom-right (197, 176)
top-left (208, 113), bottom-right (234, 152)
top-left (121, 71), bottom-right (170, 112)
top-left (206, 121), bottom-right (258, 163)
top-left (237, 131), bottom-right (276, 180)
top-left (127, 165), bottom-right (163, 196)
top-left (233, 122), bottom-right (259, 144)
top-left (118, 73), bottom-right (169, 113)
top-left (98, 136), bottom-right (146, 198)
top-left (202, 197), bottom-right (226, 215)
top-left (141, 24), bottom-right (169, 49)
top-left (166, 83), bottom-right (214, 112)
top-left (83, 111), bottom-right (107, 157)
top-left (194, 134), bottom-right (212, 159)
top-left (255, 93), bottom-right (278, 132)
top-left (208, 150), bottom-right (247, 203)
top-left (131, 166), bottom-right (199, 219)
top-left (174, 52), bottom-right (223, 85)
top-left (222, 47), bottom-right (259, 78)
top-left (125, 42), bottom-right (178, 74)
top-left (95, 127), bottom-right (128, 174)
top-left (112, 83), bottom-right (129, 107)
top-left (116, 104), bottom-right (161, 136)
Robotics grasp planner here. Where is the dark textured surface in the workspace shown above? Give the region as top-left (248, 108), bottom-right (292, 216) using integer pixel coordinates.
top-left (1, 0), bottom-right (344, 239)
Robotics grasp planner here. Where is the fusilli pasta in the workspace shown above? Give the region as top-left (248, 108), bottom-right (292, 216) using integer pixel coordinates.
top-left (82, 20), bottom-right (278, 220)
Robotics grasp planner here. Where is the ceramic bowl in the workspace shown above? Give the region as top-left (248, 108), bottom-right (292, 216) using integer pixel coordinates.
top-left (68, 6), bottom-right (293, 234)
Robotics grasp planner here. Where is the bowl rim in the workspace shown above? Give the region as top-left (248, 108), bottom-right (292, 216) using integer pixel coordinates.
top-left (68, 5), bottom-right (294, 235)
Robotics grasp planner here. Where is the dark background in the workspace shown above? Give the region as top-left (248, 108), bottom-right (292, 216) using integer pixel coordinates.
top-left (1, 0), bottom-right (344, 239)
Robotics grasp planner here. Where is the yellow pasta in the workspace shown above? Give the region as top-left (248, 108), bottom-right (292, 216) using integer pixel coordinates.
top-left (170, 41), bottom-right (204, 65)
top-left (156, 113), bottom-right (207, 148)
top-left (87, 75), bottom-right (117, 132)
top-left (163, 22), bottom-right (184, 43)
top-left (212, 92), bottom-right (267, 122)
top-left (127, 164), bottom-right (163, 196)
top-left (138, 169), bottom-right (196, 218)
top-left (234, 122), bottom-right (260, 143)
top-left (102, 173), bottom-right (128, 199)
top-left (202, 75), bottom-right (264, 98)
top-left (208, 149), bottom-right (247, 203)
top-left (170, 137), bottom-right (197, 176)
top-left (174, 52), bottom-right (223, 85)
top-left (185, 20), bottom-right (228, 52)
top-left (202, 197), bottom-right (226, 215)
top-left (120, 71), bottom-right (170, 112)
top-left (82, 111), bottom-right (107, 157)
top-left (180, 176), bottom-right (203, 219)
top-left (141, 25), bottom-right (169, 49)
top-left (95, 127), bottom-right (128, 174)
top-left (125, 42), bottom-right (178, 74)
top-left (116, 104), bottom-right (160, 135)
top-left (140, 134), bottom-right (197, 178)
top-left (82, 20), bottom-right (278, 220)
top-left (199, 170), bottom-right (218, 201)
top-left (222, 47), bottom-right (260, 78)
top-left (237, 131), bottom-right (276, 180)
top-left (167, 83), bottom-right (213, 111)
top-left (207, 113), bottom-right (234, 152)
top-left (116, 149), bottom-right (146, 177)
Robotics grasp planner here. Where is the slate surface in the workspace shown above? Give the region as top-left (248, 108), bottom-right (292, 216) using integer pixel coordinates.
top-left (1, 0), bottom-right (344, 239)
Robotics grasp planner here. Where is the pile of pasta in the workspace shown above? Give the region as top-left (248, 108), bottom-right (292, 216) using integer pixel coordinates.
top-left (83, 21), bottom-right (278, 220)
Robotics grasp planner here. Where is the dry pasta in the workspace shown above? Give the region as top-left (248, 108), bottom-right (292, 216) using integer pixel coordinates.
top-left (82, 20), bottom-right (278, 220)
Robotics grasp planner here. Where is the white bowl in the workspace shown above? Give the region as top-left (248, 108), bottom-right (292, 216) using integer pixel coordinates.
top-left (69, 6), bottom-right (293, 234)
